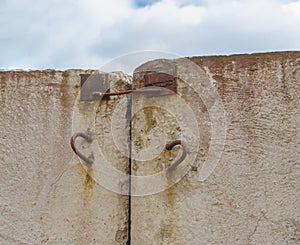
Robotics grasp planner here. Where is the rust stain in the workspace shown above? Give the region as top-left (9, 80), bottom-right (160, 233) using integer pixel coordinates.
top-left (0, 74), bottom-right (7, 91)
top-left (165, 180), bottom-right (177, 241)
top-left (190, 51), bottom-right (300, 72)
top-left (0, 73), bottom-right (8, 104)
top-left (59, 71), bottom-right (74, 109)
top-left (83, 166), bottom-right (95, 204)
top-left (78, 166), bottom-right (95, 245)
top-left (143, 106), bottom-right (158, 134)
top-left (213, 75), bottom-right (239, 100)
top-left (39, 216), bottom-right (44, 225)
top-left (132, 106), bottom-right (158, 155)
top-left (41, 235), bottom-right (50, 243)
top-left (163, 168), bottom-right (177, 242)
top-left (64, 218), bottom-right (70, 224)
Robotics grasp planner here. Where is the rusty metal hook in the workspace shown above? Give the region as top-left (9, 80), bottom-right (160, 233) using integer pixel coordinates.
top-left (70, 133), bottom-right (94, 165)
top-left (165, 140), bottom-right (187, 173)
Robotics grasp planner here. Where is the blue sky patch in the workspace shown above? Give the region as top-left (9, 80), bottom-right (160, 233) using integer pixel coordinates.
top-left (134, 0), bottom-right (161, 8)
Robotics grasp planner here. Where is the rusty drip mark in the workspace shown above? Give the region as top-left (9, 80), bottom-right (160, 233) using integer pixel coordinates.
top-left (165, 185), bottom-right (176, 240)
top-left (70, 133), bottom-right (94, 165)
top-left (83, 167), bottom-right (95, 203)
top-left (166, 140), bottom-right (187, 173)
top-left (39, 216), bottom-right (44, 225)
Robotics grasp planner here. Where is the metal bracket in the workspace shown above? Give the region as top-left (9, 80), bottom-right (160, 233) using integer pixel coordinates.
top-left (79, 71), bottom-right (177, 102)
top-left (80, 73), bottom-right (110, 101)
top-left (143, 71), bottom-right (177, 97)
top-left (165, 140), bottom-right (187, 173)
top-left (70, 133), bottom-right (94, 165)
top-left (73, 72), bottom-right (188, 169)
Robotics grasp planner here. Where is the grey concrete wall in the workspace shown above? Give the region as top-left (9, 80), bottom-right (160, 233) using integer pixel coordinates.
top-left (131, 52), bottom-right (300, 244)
top-left (0, 70), bottom-right (130, 244)
top-left (1, 51), bottom-right (299, 245)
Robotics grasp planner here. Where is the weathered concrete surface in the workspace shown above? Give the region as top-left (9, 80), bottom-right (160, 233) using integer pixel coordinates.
top-left (131, 52), bottom-right (300, 244)
top-left (0, 70), bottom-right (130, 244)
top-left (0, 51), bottom-right (299, 245)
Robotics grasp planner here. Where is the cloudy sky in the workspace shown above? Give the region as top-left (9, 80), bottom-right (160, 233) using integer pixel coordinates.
top-left (0, 0), bottom-right (299, 70)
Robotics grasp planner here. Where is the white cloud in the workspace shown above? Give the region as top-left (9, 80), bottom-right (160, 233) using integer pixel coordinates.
top-left (0, 0), bottom-right (299, 70)
top-left (135, 1), bottom-right (205, 25)
top-left (282, 0), bottom-right (300, 15)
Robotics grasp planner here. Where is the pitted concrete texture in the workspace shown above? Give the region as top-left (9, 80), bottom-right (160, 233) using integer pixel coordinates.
top-left (0, 70), bottom-right (130, 244)
top-left (131, 52), bottom-right (300, 244)
top-left (0, 51), bottom-right (299, 245)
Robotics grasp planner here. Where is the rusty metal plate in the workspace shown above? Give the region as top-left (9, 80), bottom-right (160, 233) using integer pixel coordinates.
top-left (143, 71), bottom-right (177, 97)
top-left (80, 74), bottom-right (110, 101)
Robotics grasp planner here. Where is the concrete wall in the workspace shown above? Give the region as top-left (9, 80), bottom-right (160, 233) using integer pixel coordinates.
top-left (1, 51), bottom-right (299, 244)
top-left (130, 52), bottom-right (300, 244)
top-left (0, 70), bottom-right (129, 244)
